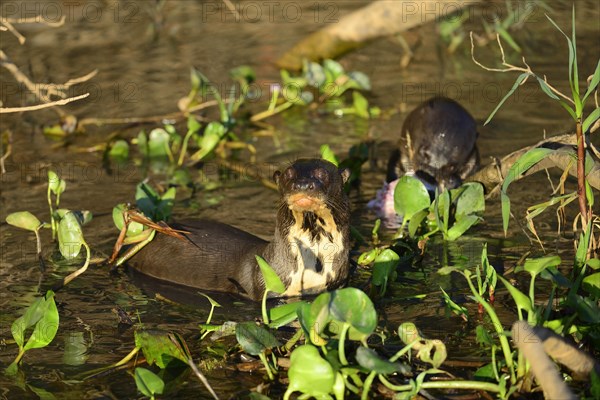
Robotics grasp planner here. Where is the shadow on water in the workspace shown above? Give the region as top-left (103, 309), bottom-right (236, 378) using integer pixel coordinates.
top-left (1, 0), bottom-right (599, 398)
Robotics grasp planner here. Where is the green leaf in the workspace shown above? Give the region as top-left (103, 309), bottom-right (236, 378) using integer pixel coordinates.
top-left (408, 209), bottom-right (429, 237)
top-left (47, 170), bottom-right (66, 197)
top-left (285, 345), bottom-right (335, 399)
top-left (11, 291), bottom-right (59, 352)
top-left (517, 255), bottom-right (561, 276)
top-left (347, 71), bottom-right (371, 90)
top-left (583, 107), bottom-right (600, 133)
top-left (147, 128), bottom-right (171, 158)
top-left (582, 272), bottom-right (600, 298)
top-left (498, 276), bottom-right (533, 317)
top-left (446, 215), bottom-right (480, 241)
top-left (582, 59), bottom-right (600, 103)
top-left (191, 121), bottom-right (226, 161)
top-left (109, 140), bottom-right (129, 159)
top-left (134, 331), bottom-right (189, 368)
top-left (319, 144), bottom-right (339, 166)
top-left (440, 287), bottom-right (469, 321)
top-left (6, 211), bottom-right (41, 231)
top-left (535, 76), bottom-right (576, 120)
top-left (269, 301), bottom-right (306, 328)
top-left (134, 367), bottom-right (164, 398)
top-left (329, 288), bottom-right (377, 338)
top-left (305, 61), bottom-right (326, 87)
top-left (323, 59), bottom-right (345, 82)
top-left (372, 249), bottom-right (399, 294)
top-left (500, 147), bottom-right (554, 234)
top-left (485, 73), bottom-right (529, 125)
top-left (255, 255), bottom-right (285, 294)
top-left (475, 325), bottom-right (493, 347)
top-left (235, 322), bottom-right (281, 356)
top-left (394, 175), bottom-right (431, 220)
top-left (112, 204), bottom-right (144, 236)
top-left (57, 211), bottom-right (84, 259)
top-left (229, 65), bottom-right (256, 84)
top-left (355, 346), bottom-right (409, 375)
top-left (455, 183), bottom-right (485, 219)
top-left (352, 91), bottom-right (370, 119)
top-left (297, 293), bottom-right (331, 346)
top-left (586, 259), bottom-right (600, 270)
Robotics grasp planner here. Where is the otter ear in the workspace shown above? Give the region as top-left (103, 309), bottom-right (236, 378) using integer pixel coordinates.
top-left (273, 170), bottom-right (281, 184)
top-left (340, 168), bottom-right (350, 184)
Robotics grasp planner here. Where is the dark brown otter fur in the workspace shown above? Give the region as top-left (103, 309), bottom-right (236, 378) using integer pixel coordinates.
top-left (387, 97), bottom-right (479, 191)
top-left (128, 159), bottom-right (351, 301)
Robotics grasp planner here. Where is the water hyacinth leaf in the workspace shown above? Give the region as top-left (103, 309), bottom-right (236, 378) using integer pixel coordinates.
top-left (285, 345), bottom-right (335, 399)
top-left (229, 65), bottom-right (256, 84)
top-left (394, 176), bottom-right (430, 220)
top-left (416, 340), bottom-right (447, 368)
top-left (582, 272), bottom-right (600, 298)
top-left (255, 255), bottom-right (285, 294)
top-left (109, 140), bottom-right (129, 159)
top-left (372, 249), bottom-right (399, 289)
top-left (134, 331), bottom-right (189, 368)
top-left (446, 215), bottom-right (480, 241)
top-left (358, 248), bottom-right (379, 266)
top-left (58, 212), bottom-right (84, 259)
top-left (147, 128), bottom-right (171, 158)
top-left (352, 91), bottom-right (370, 119)
top-left (319, 144), bottom-right (339, 166)
top-left (235, 322), bottom-right (281, 356)
top-left (48, 170), bottom-right (66, 197)
top-left (498, 276), bottom-right (533, 316)
top-left (323, 59), bottom-right (345, 82)
top-left (517, 255), bottom-right (561, 276)
top-left (398, 322), bottom-right (421, 345)
top-left (11, 291), bottom-right (58, 351)
top-left (269, 301), bottom-right (306, 329)
top-left (408, 209), bottom-right (429, 237)
top-left (192, 121), bottom-right (226, 161)
top-left (297, 293), bottom-right (331, 346)
top-left (455, 183), bottom-right (485, 219)
top-left (6, 211), bottom-right (41, 231)
top-left (329, 288), bottom-right (376, 337)
top-left (347, 71), bottom-right (371, 90)
top-left (355, 346), bottom-right (409, 375)
top-left (134, 367), bottom-right (164, 398)
top-left (500, 147), bottom-right (554, 234)
top-left (305, 61), bottom-right (326, 87)
top-left (112, 204), bottom-right (144, 236)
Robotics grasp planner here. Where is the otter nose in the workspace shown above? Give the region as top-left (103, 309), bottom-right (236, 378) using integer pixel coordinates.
top-left (292, 179), bottom-right (316, 191)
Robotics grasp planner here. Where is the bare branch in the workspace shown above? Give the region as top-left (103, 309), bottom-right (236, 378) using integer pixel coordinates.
top-left (0, 93), bottom-right (90, 114)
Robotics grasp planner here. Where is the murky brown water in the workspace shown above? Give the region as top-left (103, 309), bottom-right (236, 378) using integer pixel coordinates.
top-left (1, 0), bottom-right (599, 398)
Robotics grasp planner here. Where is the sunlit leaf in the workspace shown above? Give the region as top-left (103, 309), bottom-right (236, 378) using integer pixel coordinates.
top-left (255, 255), bottom-right (285, 294)
top-left (6, 211), bottom-right (41, 232)
top-left (58, 211), bottom-right (84, 259)
top-left (134, 367), bottom-right (164, 398)
top-left (285, 345), bottom-right (335, 399)
top-left (394, 176), bottom-right (430, 220)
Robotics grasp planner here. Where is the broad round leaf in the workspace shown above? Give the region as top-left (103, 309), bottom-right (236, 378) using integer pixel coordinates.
top-left (286, 345), bottom-right (335, 398)
top-left (355, 346), bottom-right (409, 375)
top-left (6, 211), bottom-right (41, 231)
top-left (394, 176), bottom-right (430, 220)
top-left (372, 249), bottom-right (400, 286)
top-left (330, 288), bottom-right (376, 336)
top-left (235, 322), bottom-right (280, 356)
top-left (135, 367), bottom-right (165, 397)
top-left (58, 212), bottom-right (84, 259)
top-left (147, 128), bottom-right (170, 158)
top-left (517, 255), bottom-right (562, 276)
top-left (455, 183), bottom-right (485, 218)
top-left (19, 291), bottom-right (59, 352)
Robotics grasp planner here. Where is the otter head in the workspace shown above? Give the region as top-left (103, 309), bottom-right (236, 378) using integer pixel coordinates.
top-left (274, 159), bottom-right (350, 214)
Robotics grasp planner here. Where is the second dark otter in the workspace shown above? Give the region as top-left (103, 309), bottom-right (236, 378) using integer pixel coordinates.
top-left (128, 159), bottom-right (351, 301)
top-left (387, 97), bottom-right (479, 191)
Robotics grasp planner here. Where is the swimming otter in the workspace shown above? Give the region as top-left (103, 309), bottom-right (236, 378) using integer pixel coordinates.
top-left (387, 97), bottom-right (479, 191)
top-left (128, 159), bottom-right (351, 301)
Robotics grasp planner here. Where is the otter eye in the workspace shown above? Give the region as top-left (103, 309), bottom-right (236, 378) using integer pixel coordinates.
top-left (313, 168), bottom-right (329, 183)
top-left (284, 167), bottom-right (296, 181)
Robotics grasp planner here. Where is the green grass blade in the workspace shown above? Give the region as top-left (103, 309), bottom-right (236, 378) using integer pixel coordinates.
top-left (484, 73), bottom-right (529, 125)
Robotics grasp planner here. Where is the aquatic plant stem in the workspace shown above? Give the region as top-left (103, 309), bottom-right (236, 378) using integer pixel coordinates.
top-left (261, 291), bottom-right (269, 325)
top-left (464, 273), bottom-right (516, 384)
top-left (60, 242), bottom-right (91, 287)
top-left (250, 101), bottom-right (293, 122)
top-left (575, 120), bottom-right (589, 229)
top-left (258, 352), bottom-right (275, 381)
top-left (378, 375), bottom-right (501, 393)
top-left (338, 323), bottom-right (350, 366)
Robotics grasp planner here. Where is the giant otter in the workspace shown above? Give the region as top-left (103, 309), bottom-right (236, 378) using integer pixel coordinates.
top-left (128, 159), bottom-right (351, 301)
top-left (387, 97), bottom-right (479, 191)
top-left (369, 97), bottom-right (479, 223)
